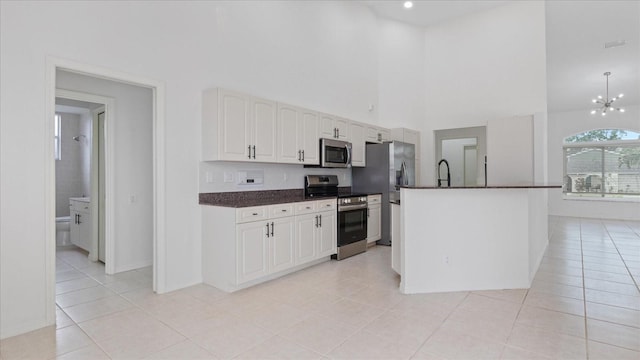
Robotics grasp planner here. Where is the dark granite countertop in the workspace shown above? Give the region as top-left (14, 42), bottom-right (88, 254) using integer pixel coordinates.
top-left (200, 187), bottom-right (358, 208)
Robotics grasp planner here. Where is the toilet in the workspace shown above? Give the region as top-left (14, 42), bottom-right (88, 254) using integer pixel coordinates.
top-left (56, 216), bottom-right (71, 247)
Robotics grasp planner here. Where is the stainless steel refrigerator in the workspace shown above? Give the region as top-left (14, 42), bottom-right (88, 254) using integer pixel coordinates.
top-left (352, 141), bottom-right (415, 245)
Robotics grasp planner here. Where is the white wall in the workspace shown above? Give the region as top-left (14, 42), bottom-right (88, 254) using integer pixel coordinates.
top-left (377, 18), bottom-right (427, 130)
top-left (57, 70), bottom-right (154, 272)
top-left (421, 1), bottom-right (548, 185)
top-left (0, 1), bottom-right (412, 338)
top-left (548, 105), bottom-right (640, 220)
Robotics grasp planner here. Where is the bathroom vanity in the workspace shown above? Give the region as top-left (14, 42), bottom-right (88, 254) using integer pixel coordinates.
top-left (69, 197), bottom-right (91, 252)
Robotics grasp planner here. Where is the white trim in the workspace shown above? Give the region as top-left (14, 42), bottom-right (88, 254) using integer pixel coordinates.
top-left (44, 59), bottom-right (168, 335)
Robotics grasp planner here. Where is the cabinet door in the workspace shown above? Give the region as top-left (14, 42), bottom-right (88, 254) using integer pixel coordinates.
top-left (237, 222), bottom-right (270, 284)
top-left (78, 211), bottom-right (92, 252)
top-left (219, 90), bottom-right (251, 161)
top-left (367, 205), bottom-right (381, 243)
top-left (335, 117), bottom-right (349, 140)
top-left (251, 97), bottom-right (277, 162)
top-left (319, 113), bottom-right (336, 139)
top-left (317, 210), bottom-right (337, 258)
top-left (270, 217), bottom-right (296, 273)
top-left (380, 129), bottom-right (391, 142)
top-left (349, 122), bottom-right (366, 167)
top-left (295, 213), bottom-right (317, 265)
top-left (299, 109), bottom-right (320, 165)
top-left (366, 126), bottom-right (382, 143)
top-left (276, 104), bottom-right (301, 164)
top-left (70, 211), bottom-right (81, 248)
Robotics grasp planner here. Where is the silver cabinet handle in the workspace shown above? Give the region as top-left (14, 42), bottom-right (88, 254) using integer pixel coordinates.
top-left (298, 150), bottom-right (301, 161)
top-left (266, 223), bottom-right (270, 237)
top-left (252, 145), bottom-right (256, 159)
top-left (319, 214), bottom-right (322, 227)
top-left (301, 150), bottom-right (304, 162)
top-left (270, 222), bottom-right (274, 237)
top-left (337, 128), bottom-right (340, 138)
top-left (248, 145), bottom-right (252, 159)
top-left (77, 214), bottom-right (82, 225)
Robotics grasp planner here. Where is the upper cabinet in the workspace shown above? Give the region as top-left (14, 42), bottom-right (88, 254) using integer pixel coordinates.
top-left (349, 121), bottom-right (366, 167)
top-left (276, 103), bottom-right (320, 165)
top-left (320, 113), bottom-right (349, 141)
top-left (366, 126), bottom-right (390, 144)
top-left (203, 88), bottom-right (395, 167)
top-left (202, 89), bottom-right (277, 162)
top-left (391, 127), bottom-right (420, 159)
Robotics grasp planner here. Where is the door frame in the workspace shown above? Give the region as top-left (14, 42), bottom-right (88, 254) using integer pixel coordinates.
top-left (44, 57), bottom-right (167, 326)
top-left (55, 90), bottom-right (114, 271)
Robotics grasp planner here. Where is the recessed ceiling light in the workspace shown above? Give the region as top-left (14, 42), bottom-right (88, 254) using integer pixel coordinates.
top-left (403, 1), bottom-right (413, 9)
top-left (604, 40), bottom-right (626, 49)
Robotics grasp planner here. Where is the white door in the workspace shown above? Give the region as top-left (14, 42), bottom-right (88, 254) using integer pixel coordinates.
top-left (300, 109), bottom-right (320, 165)
top-left (219, 90), bottom-right (251, 161)
top-left (237, 221), bottom-right (270, 284)
top-left (367, 205), bottom-right (381, 243)
top-left (319, 113), bottom-right (336, 139)
top-left (317, 210), bottom-right (337, 258)
top-left (251, 97), bottom-right (277, 162)
top-left (349, 122), bottom-right (366, 167)
top-left (334, 118), bottom-right (349, 141)
top-left (295, 213), bottom-right (317, 265)
top-left (270, 217), bottom-right (296, 273)
top-left (276, 104), bottom-right (301, 164)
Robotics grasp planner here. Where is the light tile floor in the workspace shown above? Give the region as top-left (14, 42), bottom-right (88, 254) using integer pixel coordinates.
top-left (1, 216), bottom-right (639, 359)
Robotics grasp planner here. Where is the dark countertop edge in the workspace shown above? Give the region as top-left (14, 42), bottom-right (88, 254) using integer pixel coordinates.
top-left (200, 197), bottom-right (319, 208)
top-left (403, 186), bottom-right (562, 189)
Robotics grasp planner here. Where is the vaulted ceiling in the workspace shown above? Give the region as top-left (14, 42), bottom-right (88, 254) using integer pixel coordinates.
top-left (361, 0), bottom-right (640, 113)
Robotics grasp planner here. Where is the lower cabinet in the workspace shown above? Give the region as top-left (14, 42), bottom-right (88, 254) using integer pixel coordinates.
top-left (70, 199), bottom-right (91, 252)
top-left (203, 199), bottom-right (336, 292)
top-left (366, 194), bottom-right (382, 244)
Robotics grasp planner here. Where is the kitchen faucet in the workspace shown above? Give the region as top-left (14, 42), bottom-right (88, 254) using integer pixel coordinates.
top-left (437, 159), bottom-right (451, 187)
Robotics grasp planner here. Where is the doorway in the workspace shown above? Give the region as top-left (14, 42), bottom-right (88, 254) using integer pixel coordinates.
top-left (44, 57), bottom-right (167, 328)
top-left (54, 93), bottom-right (107, 270)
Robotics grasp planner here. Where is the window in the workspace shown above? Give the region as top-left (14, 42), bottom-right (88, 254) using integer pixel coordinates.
top-left (54, 114), bottom-right (61, 160)
top-left (563, 129), bottom-right (640, 199)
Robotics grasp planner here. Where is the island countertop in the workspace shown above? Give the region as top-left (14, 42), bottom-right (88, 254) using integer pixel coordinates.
top-left (401, 185), bottom-right (561, 189)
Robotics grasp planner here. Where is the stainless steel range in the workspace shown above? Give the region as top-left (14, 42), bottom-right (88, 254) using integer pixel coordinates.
top-left (305, 175), bottom-right (368, 260)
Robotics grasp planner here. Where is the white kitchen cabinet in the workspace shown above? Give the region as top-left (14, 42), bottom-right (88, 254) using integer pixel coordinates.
top-left (317, 210), bottom-right (337, 258)
top-left (203, 199), bottom-right (337, 292)
top-left (320, 113), bottom-right (349, 140)
top-left (276, 103), bottom-right (319, 165)
top-left (295, 213), bottom-right (317, 265)
top-left (202, 88), bottom-right (277, 162)
top-left (70, 198), bottom-right (91, 252)
top-left (366, 126), bottom-right (387, 144)
top-left (366, 194), bottom-right (381, 244)
top-left (236, 221), bottom-right (270, 284)
top-left (270, 217), bottom-right (296, 273)
top-left (349, 121), bottom-right (366, 167)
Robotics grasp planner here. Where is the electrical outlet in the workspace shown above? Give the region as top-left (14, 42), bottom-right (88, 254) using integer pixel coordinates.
top-left (223, 172), bottom-right (233, 183)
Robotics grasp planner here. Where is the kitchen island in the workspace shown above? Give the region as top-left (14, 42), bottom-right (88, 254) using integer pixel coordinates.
top-left (397, 185), bottom-right (560, 294)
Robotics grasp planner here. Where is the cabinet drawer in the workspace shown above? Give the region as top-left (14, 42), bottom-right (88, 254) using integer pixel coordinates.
top-left (294, 201), bottom-right (317, 215)
top-left (69, 200), bottom-right (91, 213)
top-left (316, 199), bottom-right (336, 212)
top-left (236, 206), bottom-right (269, 223)
top-left (270, 203), bottom-right (295, 219)
top-left (367, 194), bottom-right (382, 205)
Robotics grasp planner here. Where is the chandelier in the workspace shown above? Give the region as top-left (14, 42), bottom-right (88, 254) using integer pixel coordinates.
top-left (591, 72), bottom-right (625, 116)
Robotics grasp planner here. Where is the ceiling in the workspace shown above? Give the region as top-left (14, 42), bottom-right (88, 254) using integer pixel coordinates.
top-left (361, 0), bottom-right (640, 114)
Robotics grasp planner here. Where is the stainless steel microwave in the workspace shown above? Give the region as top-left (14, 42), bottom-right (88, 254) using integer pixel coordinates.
top-left (320, 138), bottom-right (352, 168)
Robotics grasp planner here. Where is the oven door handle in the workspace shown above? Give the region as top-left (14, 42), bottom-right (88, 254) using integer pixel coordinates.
top-left (338, 203), bottom-right (368, 211)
